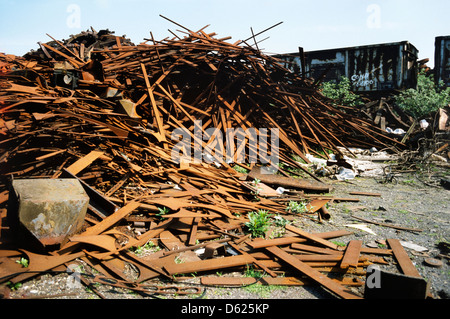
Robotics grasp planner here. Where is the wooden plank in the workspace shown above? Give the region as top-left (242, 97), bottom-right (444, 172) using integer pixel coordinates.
top-left (387, 238), bottom-right (422, 278)
top-left (340, 240), bottom-right (362, 269)
top-left (66, 150), bottom-right (104, 175)
top-left (265, 246), bottom-right (361, 299)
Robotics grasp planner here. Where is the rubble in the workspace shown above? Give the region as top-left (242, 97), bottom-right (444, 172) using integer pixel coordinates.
top-left (0, 18), bottom-right (444, 300)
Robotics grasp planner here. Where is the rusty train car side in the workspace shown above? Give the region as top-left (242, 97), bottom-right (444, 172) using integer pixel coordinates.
top-left (275, 41), bottom-right (419, 94)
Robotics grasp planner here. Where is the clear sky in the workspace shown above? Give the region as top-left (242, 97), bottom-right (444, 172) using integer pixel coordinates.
top-left (1, 0), bottom-right (449, 67)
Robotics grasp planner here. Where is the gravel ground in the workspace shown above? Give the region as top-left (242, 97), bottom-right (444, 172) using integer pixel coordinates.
top-left (3, 166), bottom-right (449, 301)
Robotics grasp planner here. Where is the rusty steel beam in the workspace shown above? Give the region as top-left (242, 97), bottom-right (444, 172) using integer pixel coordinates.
top-left (164, 254), bottom-right (254, 276)
top-left (340, 240), bottom-right (362, 269)
top-left (285, 225), bottom-right (340, 250)
top-left (65, 150), bottom-right (105, 176)
top-left (248, 230), bottom-right (353, 249)
top-left (266, 246), bottom-right (362, 299)
top-left (386, 238), bottom-right (422, 278)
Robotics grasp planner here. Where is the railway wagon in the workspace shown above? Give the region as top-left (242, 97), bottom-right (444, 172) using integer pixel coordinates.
top-left (435, 35), bottom-right (450, 87)
top-left (275, 41), bottom-right (419, 93)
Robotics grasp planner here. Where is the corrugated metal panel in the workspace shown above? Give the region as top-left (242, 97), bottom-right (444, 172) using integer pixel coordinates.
top-left (435, 36), bottom-right (450, 87)
top-left (275, 41), bottom-right (419, 93)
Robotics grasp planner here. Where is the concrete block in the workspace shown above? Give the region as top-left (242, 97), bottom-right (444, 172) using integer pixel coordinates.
top-left (11, 178), bottom-right (89, 246)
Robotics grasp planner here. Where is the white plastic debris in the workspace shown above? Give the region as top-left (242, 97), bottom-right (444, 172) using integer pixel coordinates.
top-left (335, 167), bottom-right (356, 180)
top-left (305, 154), bottom-right (328, 166)
top-left (400, 241), bottom-right (428, 252)
top-left (345, 223), bottom-right (377, 235)
top-left (386, 127), bottom-right (406, 135)
top-left (420, 119), bottom-right (429, 130)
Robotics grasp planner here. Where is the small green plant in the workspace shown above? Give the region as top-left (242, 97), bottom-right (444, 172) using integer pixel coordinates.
top-left (320, 76), bottom-right (363, 107)
top-left (232, 165), bottom-right (249, 174)
top-left (16, 257), bottom-right (29, 268)
top-left (242, 267), bottom-right (287, 298)
top-left (7, 281), bottom-right (22, 291)
top-left (251, 178), bottom-right (263, 201)
top-left (286, 201), bottom-right (308, 214)
top-left (244, 264), bottom-right (264, 279)
top-left (273, 214), bottom-right (289, 227)
top-left (245, 210), bottom-right (272, 238)
top-left (401, 179), bottom-right (416, 185)
top-left (331, 241), bottom-right (346, 247)
top-left (156, 206), bottom-right (170, 219)
top-left (130, 240), bottom-right (160, 256)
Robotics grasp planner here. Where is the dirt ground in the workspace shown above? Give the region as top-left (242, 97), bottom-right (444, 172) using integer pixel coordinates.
top-left (4, 161), bottom-right (449, 301)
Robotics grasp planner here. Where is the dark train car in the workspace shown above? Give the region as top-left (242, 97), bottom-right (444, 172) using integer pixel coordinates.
top-left (434, 35), bottom-right (450, 87)
top-left (275, 41), bottom-right (419, 93)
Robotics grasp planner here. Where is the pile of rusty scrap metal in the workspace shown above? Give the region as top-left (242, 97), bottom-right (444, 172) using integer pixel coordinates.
top-left (0, 19), bottom-right (429, 299)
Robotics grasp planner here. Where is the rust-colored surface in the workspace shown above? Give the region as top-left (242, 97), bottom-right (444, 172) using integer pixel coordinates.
top-left (266, 246), bottom-right (362, 299)
top-left (387, 238), bottom-right (422, 278)
top-left (340, 240), bottom-right (363, 269)
top-left (0, 18), bottom-right (428, 299)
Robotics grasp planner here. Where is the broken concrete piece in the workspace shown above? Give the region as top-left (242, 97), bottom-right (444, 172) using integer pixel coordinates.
top-left (11, 178), bottom-right (89, 246)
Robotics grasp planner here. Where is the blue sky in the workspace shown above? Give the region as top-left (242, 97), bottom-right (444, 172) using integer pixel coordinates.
top-left (1, 0), bottom-right (449, 67)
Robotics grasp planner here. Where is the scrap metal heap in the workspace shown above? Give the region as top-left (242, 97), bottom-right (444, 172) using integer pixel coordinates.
top-left (0, 19), bottom-right (429, 299)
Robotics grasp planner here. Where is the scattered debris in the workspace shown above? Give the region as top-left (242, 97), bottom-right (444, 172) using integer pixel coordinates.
top-left (0, 17), bottom-right (443, 300)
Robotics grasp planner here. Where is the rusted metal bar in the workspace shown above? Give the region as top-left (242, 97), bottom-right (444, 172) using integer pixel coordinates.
top-left (228, 242), bottom-right (278, 278)
top-left (340, 240), bottom-right (362, 269)
top-left (248, 167), bottom-right (332, 193)
top-left (285, 225), bottom-right (340, 250)
top-left (265, 246), bottom-right (361, 299)
top-left (82, 201), bottom-right (141, 236)
top-left (386, 238), bottom-right (422, 278)
top-left (248, 230), bottom-right (353, 249)
top-left (66, 150), bottom-right (104, 176)
top-left (351, 215), bottom-right (423, 232)
top-left (164, 254), bottom-right (254, 276)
